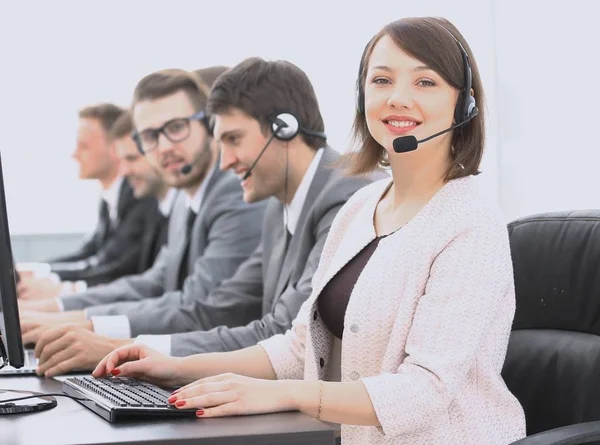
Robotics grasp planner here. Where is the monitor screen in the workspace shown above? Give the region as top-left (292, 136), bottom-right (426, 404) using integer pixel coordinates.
top-left (0, 151), bottom-right (25, 369)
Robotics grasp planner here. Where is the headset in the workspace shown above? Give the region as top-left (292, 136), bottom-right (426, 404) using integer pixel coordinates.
top-left (268, 112), bottom-right (327, 142)
top-left (241, 112), bottom-right (327, 181)
top-left (356, 26), bottom-right (478, 127)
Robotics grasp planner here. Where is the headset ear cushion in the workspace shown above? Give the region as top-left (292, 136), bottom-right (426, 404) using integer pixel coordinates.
top-left (465, 94), bottom-right (479, 119)
top-left (272, 113), bottom-right (300, 141)
top-left (454, 90), bottom-right (478, 124)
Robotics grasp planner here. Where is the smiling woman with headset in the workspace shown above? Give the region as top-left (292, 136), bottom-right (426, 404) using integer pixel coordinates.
top-left (94, 17), bottom-right (526, 445)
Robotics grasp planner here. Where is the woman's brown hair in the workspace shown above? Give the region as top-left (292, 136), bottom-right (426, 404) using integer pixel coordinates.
top-left (346, 17), bottom-right (485, 180)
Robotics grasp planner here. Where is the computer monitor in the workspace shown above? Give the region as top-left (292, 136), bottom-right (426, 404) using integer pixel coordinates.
top-left (0, 151), bottom-right (25, 370)
top-left (0, 151), bottom-right (57, 415)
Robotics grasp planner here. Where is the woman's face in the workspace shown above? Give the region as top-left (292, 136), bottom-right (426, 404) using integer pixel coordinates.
top-left (363, 34), bottom-right (459, 157)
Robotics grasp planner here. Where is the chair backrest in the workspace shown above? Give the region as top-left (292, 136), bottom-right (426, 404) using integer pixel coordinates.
top-left (502, 210), bottom-right (600, 437)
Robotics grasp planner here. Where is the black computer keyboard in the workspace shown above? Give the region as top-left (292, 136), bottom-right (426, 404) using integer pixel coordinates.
top-left (63, 376), bottom-right (197, 422)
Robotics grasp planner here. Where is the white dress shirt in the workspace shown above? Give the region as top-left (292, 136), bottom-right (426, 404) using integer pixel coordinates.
top-left (283, 148), bottom-right (323, 235)
top-left (101, 176), bottom-right (124, 225)
top-left (135, 148), bottom-right (324, 356)
top-left (158, 188), bottom-right (178, 217)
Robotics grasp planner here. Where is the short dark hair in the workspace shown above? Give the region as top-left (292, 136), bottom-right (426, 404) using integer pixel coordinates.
top-left (207, 57), bottom-right (326, 150)
top-left (132, 69), bottom-right (211, 113)
top-left (347, 17), bottom-right (486, 180)
top-left (79, 103), bottom-right (126, 135)
top-left (107, 111), bottom-right (133, 141)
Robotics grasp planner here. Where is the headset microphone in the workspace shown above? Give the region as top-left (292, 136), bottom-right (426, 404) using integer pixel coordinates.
top-left (241, 131), bottom-right (279, 181)
top-left (393, 108), bottom-right (478, 153)
top-left (241, 113), bottom-right (327, 181)
top-left (180, 137), bottom-right (215, 175)
top-left (357, 26), bottom-right (479, 156)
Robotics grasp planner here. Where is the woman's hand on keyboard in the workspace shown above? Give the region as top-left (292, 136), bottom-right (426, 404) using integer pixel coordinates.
top-left (92, 344), bottom-right (185, 388)
top-left (167, 373), bottom-right (300, 417)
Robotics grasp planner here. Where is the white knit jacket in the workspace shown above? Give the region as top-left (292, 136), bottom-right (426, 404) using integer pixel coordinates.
top-left (259, 176), bottom-right (526, 445)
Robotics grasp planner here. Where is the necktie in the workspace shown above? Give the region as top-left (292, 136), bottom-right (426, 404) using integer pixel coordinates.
top-left (177, 208), bottom-right (197, 289)
top-left (285, 226), bottom-right (292, 248)
top-left (97, 199), bottom-right (110, 243)
top-left (186, 208), bottom-right (197, 240)
top-left (266, 224), bottom-right (292, 306)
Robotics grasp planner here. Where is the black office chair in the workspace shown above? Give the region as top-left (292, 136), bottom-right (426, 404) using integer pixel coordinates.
top-left (503, 211), bottom-right (600, 445)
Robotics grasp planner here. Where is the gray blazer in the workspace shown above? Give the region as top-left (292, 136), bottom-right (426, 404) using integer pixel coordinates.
top-left (60, 164), bottom-right (267, 315)
top-left (130, 147), bottom-right (382, 355)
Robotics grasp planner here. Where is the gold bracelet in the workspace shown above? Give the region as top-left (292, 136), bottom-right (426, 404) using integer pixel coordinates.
top-left (317, 380), bottom-right (324, 420)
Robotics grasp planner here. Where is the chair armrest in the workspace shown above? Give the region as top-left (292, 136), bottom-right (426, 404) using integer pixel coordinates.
top-left (509, 421), bottom-right (600, 445)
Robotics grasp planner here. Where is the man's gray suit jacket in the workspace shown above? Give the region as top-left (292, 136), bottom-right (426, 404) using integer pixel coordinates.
top-left (60, 164), bottom-right (267, 325)
top-left (130, 147), bottom-right (383, 355)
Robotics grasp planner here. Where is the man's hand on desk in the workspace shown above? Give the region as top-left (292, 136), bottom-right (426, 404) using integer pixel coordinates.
top-left (17, 276), bottom-right (61, 301)
top-left (18, 297), bottom-right (60, 313)
top-left (20, 310), bottom-right (87, 345)
top-left (34, 326), bottom-right (133, 377)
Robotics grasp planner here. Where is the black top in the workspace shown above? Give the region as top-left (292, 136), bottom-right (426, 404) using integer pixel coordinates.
top-left (317, 233), bottom-right (392, 339)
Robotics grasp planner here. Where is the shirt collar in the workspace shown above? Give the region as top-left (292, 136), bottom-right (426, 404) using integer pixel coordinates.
top-left (100, 176), bottom-right (124, 222)
top-left (158, 188), bottom-right (178, 217)
top-left (284, 148), bottom-right (323, 235)
top-left (184, 163), bottom-right (217, 214)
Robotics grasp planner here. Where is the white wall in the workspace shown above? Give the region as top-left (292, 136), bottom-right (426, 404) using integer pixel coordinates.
top-left (0, 0), bottom-right (498, 235)
top-left (493, 0), bottom-right (600, 221)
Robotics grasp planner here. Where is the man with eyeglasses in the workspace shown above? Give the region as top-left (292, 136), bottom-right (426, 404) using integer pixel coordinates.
top-left (19, 68), bottom-right (268, 376)
top-left (25, 58), bottom-right (383, 378)
top-left (18, 111), bottom-right (177, 305)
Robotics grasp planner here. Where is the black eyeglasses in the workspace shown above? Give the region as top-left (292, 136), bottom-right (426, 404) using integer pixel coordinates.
top-left (133, 111), bottom-right (206, 155)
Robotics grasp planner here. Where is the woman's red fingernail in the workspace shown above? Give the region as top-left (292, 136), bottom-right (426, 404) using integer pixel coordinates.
top-left (167, 396), bottom-right (177, 404)
top-left (175, 401), bottom-right (186, 408)
top-left (111, 369), bottom-right (120, 376)
top-left (196, 409), bottom-right (204, 416)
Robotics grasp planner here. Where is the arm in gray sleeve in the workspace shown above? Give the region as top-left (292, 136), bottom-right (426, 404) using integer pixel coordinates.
top-left (60, 247), bottom-right (168, 311)
top-left (116, 245), bottom-right (265, 336)
top-left (169, 201), bottom-right (341, 356)
top-left (86, 194), bottom-right (266, 325)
